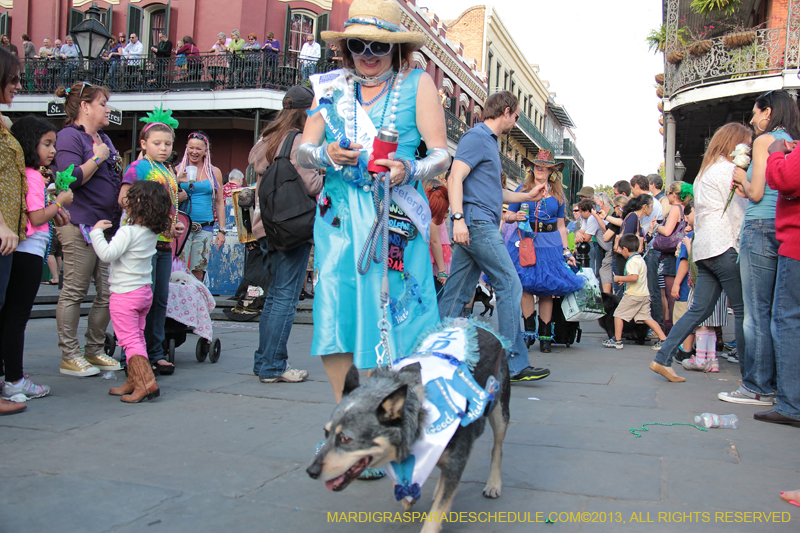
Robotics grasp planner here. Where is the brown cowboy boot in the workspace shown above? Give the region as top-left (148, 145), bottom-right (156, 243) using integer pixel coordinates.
top-left (121, 355), bottom-right (160, 403)
top-left (108, 370), bottom-right (135, 397)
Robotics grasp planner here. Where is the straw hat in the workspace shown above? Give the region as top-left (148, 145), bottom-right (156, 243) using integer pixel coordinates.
top-left (321, 0), bottom-right (426, 49)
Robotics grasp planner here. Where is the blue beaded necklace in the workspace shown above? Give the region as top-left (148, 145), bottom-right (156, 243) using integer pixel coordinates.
top-left (357, 77), bottom-right (392, 107)
top-left (352, 71), bottom-right (397, 140)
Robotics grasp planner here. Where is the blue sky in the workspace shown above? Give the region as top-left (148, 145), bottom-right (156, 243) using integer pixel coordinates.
top-left (420, 0), bottom-right (665, 187)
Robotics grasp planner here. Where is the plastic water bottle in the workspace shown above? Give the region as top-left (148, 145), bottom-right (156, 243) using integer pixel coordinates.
top-left (694, 413), bottom-right (739, 429)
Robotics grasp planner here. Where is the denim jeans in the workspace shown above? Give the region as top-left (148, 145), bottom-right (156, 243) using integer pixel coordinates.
top-left (253, 237), bottom-right (311, 379)
top-left (771, 255), bottom-right (800, 420)
top-left (145, 249), bottom-right (172, 362)
top-left (655, 248), bottom-right (745, 367)
top-left (739, 219), bottom-right (779, 395)
top-left (438, 220), bottom-right (530, 376)
top-left (0, 253), bottom-right (12, 311)
top-left (644, 247), bottom-right (663, 329)
top-left (301, 62), bottom-right (316, 82)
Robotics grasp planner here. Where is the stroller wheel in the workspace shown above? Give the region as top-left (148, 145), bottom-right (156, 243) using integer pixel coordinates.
top-left (196, 338), bottom-right (208, 363)
top-left (104, 332), bottom-right (116, 358)
top-left (209, 338), bottom-right (221, 364)
top-left (167, 338), bottom-right (176, 364)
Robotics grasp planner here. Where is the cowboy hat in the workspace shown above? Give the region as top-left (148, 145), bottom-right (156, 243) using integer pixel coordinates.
top-left (321, 0), bottom-right (426, 49)
top-left (527, 149), bottom-right (565, 172)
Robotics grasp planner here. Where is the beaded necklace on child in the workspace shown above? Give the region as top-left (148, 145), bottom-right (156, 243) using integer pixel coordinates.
top-left (144, 155), bottom-right (179, 227)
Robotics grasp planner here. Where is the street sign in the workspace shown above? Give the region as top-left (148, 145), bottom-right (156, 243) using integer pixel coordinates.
top-left (108, 107), bottom-right (122, 126)
top-left (46, 101), bottom-right (65, 117)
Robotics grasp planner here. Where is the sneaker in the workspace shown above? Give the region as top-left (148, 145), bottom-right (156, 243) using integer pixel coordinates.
top-left (602, 338), bottom-right (623, 349)
top-left (510, 366), bottom-right (551, 382)
top-left (60, 357), bottom-right (101, 377)
top-left (651, 339), bottom-right (664, 351)
top-left (724, 348), bottom-right (739, 363)
top-left (2, 376), bottom-right (50, 399)
top-left (681, 356), bottom-right (709, 372)
top-left (674, 347), bottom-right (695, 363)
top-left (718, 388), bottom-right (775, 406)
top-left (723, 341), bottom-right (736, 351)
top-left (259, 363), bottom-right (309, 383)
top-left (706, 359), bottom-right (720, 373)
top-left (647, 329), bottom-right (659, 340)
top-left (84, 353), bottom-right (122, 371)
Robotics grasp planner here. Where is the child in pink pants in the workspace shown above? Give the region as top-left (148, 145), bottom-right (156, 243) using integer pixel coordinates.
top-left (91, 180), bottom-right (173, 401)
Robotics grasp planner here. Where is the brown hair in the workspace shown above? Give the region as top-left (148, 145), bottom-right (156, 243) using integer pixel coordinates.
top-left (259, 108), bottom-right (308, 165)
top-left (248, 33), bottom-right (257, 40)
top-left (336, 40), bottom-right (415, 72)
top-left (423, 179), bottom-right (449, 225)
top-left (21, 34), bottom-right (30, 41)
top-left (484, 91), bottom-right (518, 120)
top-left (54, 82), bottom-right (111, 125)
top-left (182, 35), bottom-right (194, 45)
top-left (267, 32), bottom-right (274, 39)
top-left (697, 123), bottom-right (752, 178)
top-left (578, 199), bottom-right (594, 212)
top-left (125, 180), bottom-right (173, 235)
top-left (139, 123), bottom-right (174, 142)
top-left (630, 174), bottom-right (648, 191)
top-left (0, 46), bottom-right (20, 105)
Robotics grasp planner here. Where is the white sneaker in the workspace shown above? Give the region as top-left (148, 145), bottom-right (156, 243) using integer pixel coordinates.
top-left (259, 363), bottom-right (309, 383)
top-left (718, 389), bottom-right (775, 406)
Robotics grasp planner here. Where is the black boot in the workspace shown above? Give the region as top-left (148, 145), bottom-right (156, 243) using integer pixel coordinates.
top-left (538, 317), bottom-right (552, 353)
top-left (523, 312), bottom-right (537, 348)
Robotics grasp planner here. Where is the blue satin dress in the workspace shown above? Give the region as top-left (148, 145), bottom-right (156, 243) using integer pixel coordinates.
top-left (311, 68), bottom-right (440, 368)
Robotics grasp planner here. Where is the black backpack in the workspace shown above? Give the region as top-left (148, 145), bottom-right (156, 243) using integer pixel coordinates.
top-left (257, 131), bottom-right (316, 250)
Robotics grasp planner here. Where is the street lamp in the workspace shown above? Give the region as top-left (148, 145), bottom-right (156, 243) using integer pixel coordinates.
top-left (674, 151), bottom-right (686, 182)
top-left (70, 3), bottom-right (112, 60)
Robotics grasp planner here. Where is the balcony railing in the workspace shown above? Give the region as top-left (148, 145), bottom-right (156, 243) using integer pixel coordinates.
top-left (18, 52), bottom-right (341, 94)
top-left (500, 152), bottom-right (525, 183)
top-left (561, 139), bottom-right (584, 170)
top-left (515, 112), bottom-right (554, 153)
top-left (666, 25), bottom-right (798, 95)
top-left (443, 108), bottom-right (470, 144)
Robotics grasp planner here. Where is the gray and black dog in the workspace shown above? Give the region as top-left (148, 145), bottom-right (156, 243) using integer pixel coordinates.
top-left (307, 327), bottom-right (510, 533)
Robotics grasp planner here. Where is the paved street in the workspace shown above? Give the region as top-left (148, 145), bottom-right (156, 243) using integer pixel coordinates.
top-left (2, 309), bottom-right (798, 533)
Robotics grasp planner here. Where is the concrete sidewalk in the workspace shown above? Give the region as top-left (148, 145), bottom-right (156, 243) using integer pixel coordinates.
top-left (1, 312), bottom-right (797, 532)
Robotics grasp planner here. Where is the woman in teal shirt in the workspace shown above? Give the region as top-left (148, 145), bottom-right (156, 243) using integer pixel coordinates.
top-left (723, 90), bottom-right (800, 406)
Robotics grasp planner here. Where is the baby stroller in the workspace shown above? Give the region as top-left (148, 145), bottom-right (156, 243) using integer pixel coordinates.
top-left (163, 211), bottom-right (221, 364)
top-left (104, 211), bottom-right (222, 364)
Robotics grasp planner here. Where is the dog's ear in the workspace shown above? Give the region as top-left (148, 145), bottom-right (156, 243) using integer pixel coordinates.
top-left (397, 362), bottom-right (421, 385)
top-left (377, 384), bottom-right (408, 424)
top-left (342, 364), bottom-right (360, 396)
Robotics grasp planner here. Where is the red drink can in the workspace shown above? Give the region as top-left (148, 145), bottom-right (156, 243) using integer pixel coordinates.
top-left (368, 128), bottom-right (399, 174)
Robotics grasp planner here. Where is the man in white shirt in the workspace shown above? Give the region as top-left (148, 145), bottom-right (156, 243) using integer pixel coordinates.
top-left (299, 34), bottom-right (320, 82)
top-left (123, 33), bottom-right (144, 65)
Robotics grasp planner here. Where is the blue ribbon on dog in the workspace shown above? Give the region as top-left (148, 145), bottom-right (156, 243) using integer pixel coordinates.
top-left (394, 483), bottom-right (421, 501)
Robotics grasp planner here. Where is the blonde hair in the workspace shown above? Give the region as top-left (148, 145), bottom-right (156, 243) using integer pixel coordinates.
top-left (522, 168), bottom-right (565, 204)
top-left (697, 123), bottom-right (752, 178)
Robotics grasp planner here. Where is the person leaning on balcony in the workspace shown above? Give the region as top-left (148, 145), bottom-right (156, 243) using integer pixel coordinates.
top-left (175, 36), bottom-right (201, 79)
top-left (20, 35), bottom-right (35, 61)
top-left (298, 34), bottom-right (320, 82)
top-left (36, 38), bottom-right (56, 59)
top-left (51, 81), bottom-right (123, 378)
top-left (0, 35), bottom-right (18, 58)
top-left (59, 36), bottom-right (78, 61)
top-left (148, 32), bottom-right (172, 86)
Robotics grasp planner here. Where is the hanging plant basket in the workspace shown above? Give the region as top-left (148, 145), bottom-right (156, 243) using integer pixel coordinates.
top-left (655, 73), bottom-right (665, 84)
top-left (659, 127), bottom-right (665, 136)
top-left (657, 102), bottom-right (664, 112)
top-left (723, 30), bottom-right (756, 48)
top-left (666, 50), bottom-right (685, 64)
top-left (659, 117), bottom-right (664, 126)
top-left (689, 40), bottom-right (713, 56)
top-left (656, 85), bottom-right (664, 98)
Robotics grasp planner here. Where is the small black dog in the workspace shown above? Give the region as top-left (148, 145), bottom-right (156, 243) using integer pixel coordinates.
top-left (473, 284), bottom-right (495, 317)
top-left (598, 292), bottom-right (649, 345)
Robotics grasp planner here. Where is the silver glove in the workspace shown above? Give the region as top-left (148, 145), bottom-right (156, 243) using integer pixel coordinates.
top-left (297, 142), bottom-right (339, 170)
top-left (411, 148), bottom-right (450, 182)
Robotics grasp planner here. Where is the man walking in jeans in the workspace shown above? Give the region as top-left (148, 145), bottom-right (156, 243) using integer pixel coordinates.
top-left (438, 91), bottom-right (550, 382)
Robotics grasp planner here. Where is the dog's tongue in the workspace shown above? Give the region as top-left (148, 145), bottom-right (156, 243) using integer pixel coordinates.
top-left (325, 474), bottom-right (346, 491)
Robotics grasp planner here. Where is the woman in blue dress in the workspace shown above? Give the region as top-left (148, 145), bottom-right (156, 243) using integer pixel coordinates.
top-left (507, 150), bottom-right (582, 352)
top-left (297, 0), bottom-right (450, 403)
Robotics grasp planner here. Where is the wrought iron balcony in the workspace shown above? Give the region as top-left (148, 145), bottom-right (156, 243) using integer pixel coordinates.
top-left (664, 0), bottom-right (800, 95)
top-left (500, 152), bottom-right (525, 183)
top-left (18, 52), bottom-right (340, 94)
top-left (443, 108), bottom-right (470, 144)
top-left (560, 139), bottom-right (584, 170)
top-left (515, 111), bottom-right (554, 153)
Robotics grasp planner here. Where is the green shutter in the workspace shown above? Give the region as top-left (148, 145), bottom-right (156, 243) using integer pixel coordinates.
top-left (103, 7), bottom-right (113, 34)
top-left (315, 12), bottom-right (329, 45)
top-left (0, 12), bottom-right (8, 38)
top-left (127, 4), bottom-right (142, 39)
top-left (283, 5), bottom-right (292, 58)
top-left (164, 0), bottom-right (171, 40)
top-left (69, 8), bottom-right (83, 34)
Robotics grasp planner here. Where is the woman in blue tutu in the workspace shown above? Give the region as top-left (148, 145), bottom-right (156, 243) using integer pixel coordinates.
top-left (506, 150), bottom-right (582, 352)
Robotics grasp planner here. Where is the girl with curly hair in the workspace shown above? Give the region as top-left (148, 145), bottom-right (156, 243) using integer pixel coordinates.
top-left (92, 180), bottom-right (172, 402)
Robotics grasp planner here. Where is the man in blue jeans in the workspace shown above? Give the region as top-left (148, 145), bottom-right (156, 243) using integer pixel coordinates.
top-left (438, 91), bottom-right (550, 382)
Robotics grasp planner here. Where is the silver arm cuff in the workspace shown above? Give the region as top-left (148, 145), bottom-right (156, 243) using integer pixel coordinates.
top-left (413, 148), bottom-right (451, 182)
top-left (297, 142), bottom-right (339, 170)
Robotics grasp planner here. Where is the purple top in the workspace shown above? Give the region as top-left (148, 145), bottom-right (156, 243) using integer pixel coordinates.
top-left (52, 124), bottom-right (121, 226)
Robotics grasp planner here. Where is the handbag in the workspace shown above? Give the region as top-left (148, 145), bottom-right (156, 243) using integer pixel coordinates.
top-left (518, 228), bottom-right (536, 267)
top-left (652, 207), bottom-right (686, 253)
